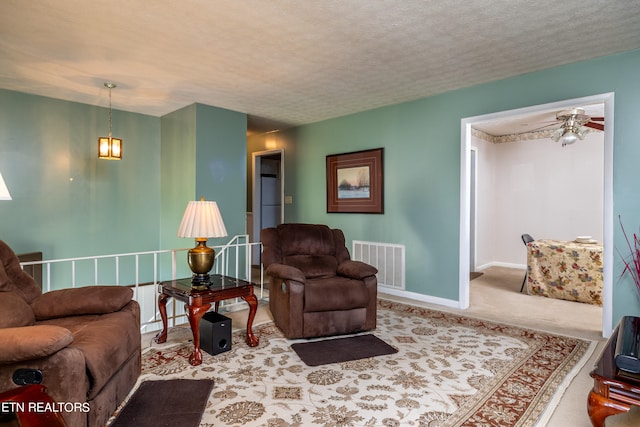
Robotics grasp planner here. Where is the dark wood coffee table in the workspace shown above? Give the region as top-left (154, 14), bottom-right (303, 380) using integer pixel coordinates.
top-left (588, 325), bottom-right (640, 426)
top-left (154, 274), bottom-right (260, 366)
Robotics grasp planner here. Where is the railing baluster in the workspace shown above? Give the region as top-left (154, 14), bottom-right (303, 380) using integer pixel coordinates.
top-left (18, 235), bottom-right (260, 332)
top-left (172, 250), bottom-right (177, 279)
top-left (46, 264), bottom-right (51, 292)
top-left (134, 255), bottom-right (140, 300)
top-left (71, 260), bottom-right (76, 288)
top-left (115, 256), bottom-right (120, 285)
top-left (94, 258), bottom-right (98, 286)
top-left (153, 253), bottom-right (158, 285)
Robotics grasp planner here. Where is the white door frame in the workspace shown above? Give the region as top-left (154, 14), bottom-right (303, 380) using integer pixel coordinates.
top-left (251, 149), bottom-right (285, 262)
top-left (469, 147), bottom-right (478, 272)
top-left (459, 92), bottom-right (615, 337)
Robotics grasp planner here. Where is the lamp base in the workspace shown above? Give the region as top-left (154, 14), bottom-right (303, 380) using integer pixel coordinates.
top-left (187, 240), bottom-right (215, 290)
top-left (191, 274), bottom-right (211, 290)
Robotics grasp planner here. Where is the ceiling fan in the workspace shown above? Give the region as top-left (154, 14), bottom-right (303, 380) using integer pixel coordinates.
top-left (550, 108), bottom-right (605, 146)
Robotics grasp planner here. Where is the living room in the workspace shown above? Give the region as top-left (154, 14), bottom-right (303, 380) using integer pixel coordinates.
top-left (2, 2), bottom-right (640, 426)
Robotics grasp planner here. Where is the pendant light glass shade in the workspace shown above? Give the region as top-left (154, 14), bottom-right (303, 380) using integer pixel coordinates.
top-left (98, 136), bottom-right (122, 159)
top-left (98, 82), bottom-right (123, 160)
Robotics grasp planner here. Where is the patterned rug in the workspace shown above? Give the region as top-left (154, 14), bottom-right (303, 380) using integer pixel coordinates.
top-left (132, 300), bottom-right (596, 426)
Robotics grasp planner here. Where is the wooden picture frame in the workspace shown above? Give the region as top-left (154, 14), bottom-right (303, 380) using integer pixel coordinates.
top-left (326, 148), bottom-right (384, 213)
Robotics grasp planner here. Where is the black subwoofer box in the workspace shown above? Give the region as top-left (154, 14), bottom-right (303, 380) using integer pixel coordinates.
top-left (200, 311), bottom-right (232, 355)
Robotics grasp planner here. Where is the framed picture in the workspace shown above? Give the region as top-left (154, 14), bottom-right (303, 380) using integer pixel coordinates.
top-left (326, 148), bottom-right (384, 213)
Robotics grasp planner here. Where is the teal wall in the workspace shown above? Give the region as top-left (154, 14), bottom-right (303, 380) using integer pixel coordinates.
top-left (159, 104), bottom-right (197, 279)
top-left (194, 104), bottom-right (247, 243)
top-left (159, 103), bottom-right (247, 279)
top-left (0, 92), bottom-right (247, 286)
top-left (0, 89), bottom-right (160, 259)
top-left (284, 49), bottom-right (640, 326)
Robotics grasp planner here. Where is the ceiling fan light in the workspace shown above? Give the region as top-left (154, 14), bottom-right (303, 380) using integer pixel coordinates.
top-left (560, 132), bottom-right (578, 146)
top-left (576, 126), bottom-right (590, 140)
top-left (551, 127), bottom-right (564, 142)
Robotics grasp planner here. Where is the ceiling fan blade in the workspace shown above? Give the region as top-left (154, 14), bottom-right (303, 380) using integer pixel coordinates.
top-left (527, 122), bottom-right (561, 132)
top-left (589, 117), bottom-right (605, 122)
top-left (584, 122), bottom-right (604, 131)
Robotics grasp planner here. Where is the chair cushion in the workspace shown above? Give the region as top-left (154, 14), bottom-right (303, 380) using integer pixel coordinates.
top-left (38, 305), bottom-right (140, 399)
top-left (337, 260), bottom-right (378, 279)
top-left (304, 277), bottom-right (370, 312)
top-left (284, 255), bottom-right (338, 279)
top-left (0, 291), bottom-right (35, 328)
top-left (31, 286), bottom-right (134, 320)
top-left (278, 224), bottom-right (336, 257)
top-left (0, 325), bottom-right (73, 364)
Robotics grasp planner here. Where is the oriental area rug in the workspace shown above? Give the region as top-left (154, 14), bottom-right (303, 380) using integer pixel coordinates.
top-left (124, 300), bottom-right (595, 427)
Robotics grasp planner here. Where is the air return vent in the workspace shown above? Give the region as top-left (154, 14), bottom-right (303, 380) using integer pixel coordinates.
top-left (352, 241), bottom-right (405, 290)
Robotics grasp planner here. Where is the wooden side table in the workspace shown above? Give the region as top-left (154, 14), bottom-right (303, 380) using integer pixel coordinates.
top-left (588, 325), bottom-right (640, 426)
top-left (154, 275), bottom-right (259, 366)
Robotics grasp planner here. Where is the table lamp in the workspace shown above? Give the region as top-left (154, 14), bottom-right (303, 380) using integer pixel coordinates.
top-left (0, 172), bottom-right (11, 200)
top-left (177, 197), bottom-right (228, 289)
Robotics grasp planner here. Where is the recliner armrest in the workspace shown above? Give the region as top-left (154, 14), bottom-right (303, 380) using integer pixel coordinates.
top-left (31, 286), bottom-right (134, 320)
top-left (265, 263), bottom-right (306, 283)
top-left (0, 325), bottom-right (73, 364)
top-left (337, 260), bottom-right (378, 280)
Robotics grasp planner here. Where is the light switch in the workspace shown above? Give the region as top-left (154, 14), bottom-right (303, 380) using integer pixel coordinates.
top-left (285, 196), bottom-right (293, 204)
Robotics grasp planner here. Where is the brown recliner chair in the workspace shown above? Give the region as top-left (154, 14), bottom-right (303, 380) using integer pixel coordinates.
top-left (0, 240), bottom-right (141, 427)
top-left (261, 223), bottom-right (378, 339)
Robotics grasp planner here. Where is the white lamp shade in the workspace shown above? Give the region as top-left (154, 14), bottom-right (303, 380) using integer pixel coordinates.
top-left (0, 172), bottom-right (11, 200)
top-left (177, 200), bottom-right (227, 239)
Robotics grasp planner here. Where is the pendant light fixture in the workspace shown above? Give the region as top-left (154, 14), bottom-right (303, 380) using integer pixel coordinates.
top-left (98, 82), bottom-right (123, 160)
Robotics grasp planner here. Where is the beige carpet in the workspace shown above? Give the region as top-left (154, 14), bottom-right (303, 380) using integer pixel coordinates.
top-left (137, 299), bottom-right (594, 426)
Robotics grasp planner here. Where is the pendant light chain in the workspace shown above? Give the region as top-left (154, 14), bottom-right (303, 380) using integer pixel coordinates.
top-left (107, 82), bottom-right (115, 138)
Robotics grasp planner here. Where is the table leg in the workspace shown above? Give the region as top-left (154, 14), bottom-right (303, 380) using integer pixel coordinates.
top-left (153, 293), bottom-right (170, 344)
top-left (186, 302), bottom-right (211, 366)
top-left (242, 293), bottom-right (260, 347)
top-left (587, 389), bottom-right (631, 427)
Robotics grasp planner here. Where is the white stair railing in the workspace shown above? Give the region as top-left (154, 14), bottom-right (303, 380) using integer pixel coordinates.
top-left (19, 235), bottom-right (264, 334)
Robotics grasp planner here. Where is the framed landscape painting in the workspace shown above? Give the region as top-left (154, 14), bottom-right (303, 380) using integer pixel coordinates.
top-left (326, 148), bottom-right (384, 213)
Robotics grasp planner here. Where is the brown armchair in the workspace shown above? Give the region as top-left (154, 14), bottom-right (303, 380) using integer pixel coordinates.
top-left (261, 223), bottom-right (378, 339)
top-left (0, 240), bottom-right (141, 427)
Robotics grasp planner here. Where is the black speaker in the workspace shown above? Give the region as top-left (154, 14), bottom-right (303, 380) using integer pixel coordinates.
top-left (200, 311), bottom-right (232, 355)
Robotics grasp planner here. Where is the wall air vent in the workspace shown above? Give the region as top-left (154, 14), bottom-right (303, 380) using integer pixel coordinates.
top-left (352, 241), bottom-right (405, 290)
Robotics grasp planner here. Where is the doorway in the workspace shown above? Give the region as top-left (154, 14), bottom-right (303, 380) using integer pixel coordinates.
top-left (251, 149), bottom-right (285, 264)
top-left (459, 93), bottom-right (614, 337)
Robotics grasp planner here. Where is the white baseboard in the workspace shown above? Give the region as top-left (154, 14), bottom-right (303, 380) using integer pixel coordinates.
top-left (476, 261), bottom-right (526, 271)
top-left (379, 287), bottom-right (462, 309)
top-left (380, 262), bottom-right (527, 310)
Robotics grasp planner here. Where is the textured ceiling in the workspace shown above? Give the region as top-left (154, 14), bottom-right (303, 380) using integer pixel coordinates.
top-left (1, 0), bottom-right (639, 135)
